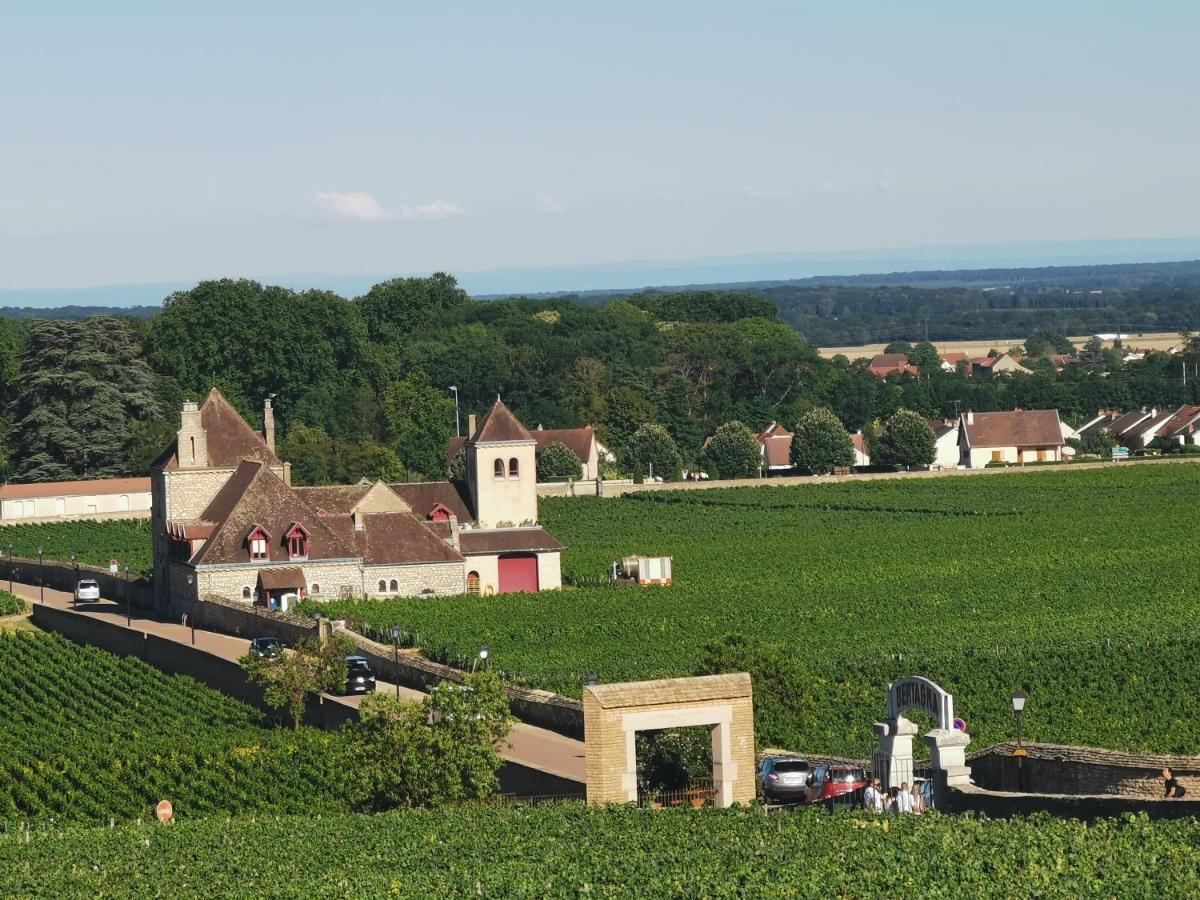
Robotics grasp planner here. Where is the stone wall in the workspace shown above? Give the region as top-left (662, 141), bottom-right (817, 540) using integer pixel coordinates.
top-left (363, 562), bottom-right (465, 597)
top-left (943, 781), bottom-right (1200, 821)
top-left (970, 741), bottom-right (1200, 798)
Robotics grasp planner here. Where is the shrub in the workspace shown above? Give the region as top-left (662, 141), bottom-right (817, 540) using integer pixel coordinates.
top-left (0, 591), bottom-right (25, 617)
top-left (537, 441), bottom-right (583, 481)
top-left (791, 408), bottom-right (854, 475)
top-left (702, 421), bottom-right (761, 479)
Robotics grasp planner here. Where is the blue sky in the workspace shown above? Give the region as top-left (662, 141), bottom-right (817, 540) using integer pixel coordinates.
top-left (2, 1), bottom-right (1198, 293)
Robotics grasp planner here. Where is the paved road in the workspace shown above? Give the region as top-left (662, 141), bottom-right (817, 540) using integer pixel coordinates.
top-left (11, 580), bottom-right (586, 784)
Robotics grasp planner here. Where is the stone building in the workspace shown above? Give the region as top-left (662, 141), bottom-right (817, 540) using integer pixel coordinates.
top-left (151, 389), bottom-right (562, 611)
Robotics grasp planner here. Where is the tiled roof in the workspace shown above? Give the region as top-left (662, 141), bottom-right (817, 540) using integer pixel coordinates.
top-left (940, 352), bottom-right (969, 364)
top-left (459, 527), bottom-right (564, 555)
top-left (756, 423), bottom-right (793, 468)
top-left (358, 511), bottom-right (463, 566)
top-left (870, 353), bottom-right (910, 368)
top-left (1161, 405), bottom-right (1200, 438)
top-left (389, 481), bottom-right (475, 523)
top-left (851, 433), bottom-right (868, 457)
top-left (962, 410), bottom-right (1064, 449)
top-left (191, 461), bottom-right (358, 565)
top-left (258, 567), bottom-right (306, 591)
top-left (0, 477), bottom-right (149, 500)
top-left (1106, 410), bottom-right (1153, 438)
top-left (293, 483), bottom-right (372, 516)
top-left (1077, 413), bottom-right (1122, 439)
top-left (154, 388), bottom-right (281, 471)
top-left (532, 427), bottom-right (595, 463)
top-left (472, 399), bottom-right (533, 443)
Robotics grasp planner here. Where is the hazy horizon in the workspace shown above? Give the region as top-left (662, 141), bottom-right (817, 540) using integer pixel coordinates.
top-left (4, 3), bottom-right (1199, 293)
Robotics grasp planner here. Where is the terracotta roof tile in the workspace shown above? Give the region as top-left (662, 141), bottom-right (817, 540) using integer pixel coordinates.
top-left (532, 427), bottom-right (595, 463)
top-left (962, 410), bottom-right (1064, 449)
top-left (155, 388), bottom-right (281, 471)
top-left (755, 424), bottom-right (793, 469)
top-left (360, 511), bottom-right (464, 566)
top-left (258, 567), bottom-right (306, 591)
top-left (293, 483), bottom-right (372, 515)
top-left (459, 527), bottom-right (564, 555)
top-left (472, 399), bottom-right (533, 443)
top-left (389, 481), bottom-right (475, 523)
top-left (0, 477), bottom-right (149, 500)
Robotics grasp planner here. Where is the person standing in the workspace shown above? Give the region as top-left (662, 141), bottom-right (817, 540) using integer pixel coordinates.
top-left (897, 782), bottom-right (914, 814)
top-left (1164, 767), bottom-right (1187, 798)
top-left (863, 778), bottom-right (882, 813)
top-left (910, 781), bottom-right (926, 814)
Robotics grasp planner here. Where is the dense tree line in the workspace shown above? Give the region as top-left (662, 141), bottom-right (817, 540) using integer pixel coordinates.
top-left (3, 274), bottom-right (1200, 484)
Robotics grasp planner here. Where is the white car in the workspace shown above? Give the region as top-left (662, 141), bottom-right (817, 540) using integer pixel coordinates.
top-left (74, 579), bottom-right (101, 601)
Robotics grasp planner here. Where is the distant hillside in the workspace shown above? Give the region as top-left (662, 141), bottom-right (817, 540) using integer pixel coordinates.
top-left (0, 305), bottom-right (160, 321)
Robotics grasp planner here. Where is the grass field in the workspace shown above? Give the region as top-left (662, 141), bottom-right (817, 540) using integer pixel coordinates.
top-left (815, 330), bottom-right (1182, 358)
top-left (2, 805), bottom-right (1198, 898)
top-left (316, 464), bottom-right (1200, 756)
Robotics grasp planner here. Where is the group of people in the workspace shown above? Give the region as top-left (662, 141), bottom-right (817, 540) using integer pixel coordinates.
top-left (862, 777), bottom-right (925, 814)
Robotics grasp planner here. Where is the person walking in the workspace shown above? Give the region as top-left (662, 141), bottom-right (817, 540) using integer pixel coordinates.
top-left (897, 782), bottom-right (914, 814)
top-left (1163, 767), bottom-right (1187, 798)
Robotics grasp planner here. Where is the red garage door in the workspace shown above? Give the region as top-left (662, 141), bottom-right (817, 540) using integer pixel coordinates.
top-left (498, 554), bottom-right (539, 593)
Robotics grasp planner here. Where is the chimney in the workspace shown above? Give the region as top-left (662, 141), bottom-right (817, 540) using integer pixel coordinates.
top-left (263, 398), bottom-right (276, 454)
top-left (966, 411), bottom-right (974, 425)
top-left (537, 423), bottom-right (544, 431)
top-left (447, 514), bottom-right (461, 550)
top-left (468, 413), bottom-right (477, 437)
top-left (177, 400), bottom-right (208, 469)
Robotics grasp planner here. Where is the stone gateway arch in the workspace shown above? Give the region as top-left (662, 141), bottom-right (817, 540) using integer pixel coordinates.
top-left (875, 676), bottom-right (972, 793)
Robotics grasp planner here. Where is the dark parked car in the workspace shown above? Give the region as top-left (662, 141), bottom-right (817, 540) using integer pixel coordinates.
top-left (758, 756), bottom-right (812, 804)
top-left (805, 764), bottom-right (870, 806)
top-left (340, 656), bottom-right (376, 695)
top-left (247, 637), bottom-right (283, 659)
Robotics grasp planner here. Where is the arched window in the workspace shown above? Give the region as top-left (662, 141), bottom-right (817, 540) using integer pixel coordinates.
top-left (242, 586), bottom-right (251, 600)
top-left (378, 580), bottom-right (386, 593)
top-left (310, 583), bottom-right (320, 595)
top-left (389, 579), bottom-right (399, 592)
top-left (467, 571), bottom-right (481, 595)
top-left (494, 458), bottom-right (505, 479)
top-left (509, 457), bottom-right (519, 478)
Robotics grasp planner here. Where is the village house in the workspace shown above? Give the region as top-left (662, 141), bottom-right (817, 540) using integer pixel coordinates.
top-left (939, 352), bottom-right (970, 373)
top-left (450, 424), bottom-right (614, 481)
top-left (931, 421), bottom-right (960, 469)
top-left (867, 353), bottom-right (919, 378)
top-left (0, 477), bottom-right (151, 523)
top-left (957, 409), bottom-right (1065, 468)
top-left (851, 432), bottom-right (870, 467)
top-left (971, 354), bottom-right (1031, 377)
top-left (755, 422), bottom-right (794, 474)
top-left (152, 390), bottom-right (563, 612)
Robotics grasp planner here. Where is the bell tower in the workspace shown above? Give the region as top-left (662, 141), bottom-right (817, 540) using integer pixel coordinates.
top-left (466, 398), bottom-right (538, 529)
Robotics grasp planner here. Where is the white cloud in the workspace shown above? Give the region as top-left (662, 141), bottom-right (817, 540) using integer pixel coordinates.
top-left (534, 195), bottom-right (567, 215)
top-left (313, 192), bottom-right (465, 223)
top-left (739, 185), bottom-right (790, 200)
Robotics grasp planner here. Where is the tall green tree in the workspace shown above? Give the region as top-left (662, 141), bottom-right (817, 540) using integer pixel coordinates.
top-left (536, 441), bottom-right (583, 481)
top-left (628, 424), bottom-right (682, 481)
top-left (240, 634), bottom-right (355, 729)
top-left (703, 420), bottom-right (762, 479)
top-left (790, 408), bottom-right (854, 475)
top-left (874, 409), bottom-right (936, 469)
top-left (8, 318), bottom-right (162, 481)
top-left (382, 371), bottom-right (456, 478)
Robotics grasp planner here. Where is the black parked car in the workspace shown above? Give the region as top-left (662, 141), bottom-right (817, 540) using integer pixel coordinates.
top-left (340, 656), bottom-right (377, 695)
top-left (248, 637), bottom-right (283, 659)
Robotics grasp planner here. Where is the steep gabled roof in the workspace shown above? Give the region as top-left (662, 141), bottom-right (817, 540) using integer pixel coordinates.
top-left (755, 422), bottom-right (793, 469)
top-left (191, 461), bottom-right (357, 565)
top-left (1107, 409), bottom-right (1154, 438)
top-left (471, 399), bottom-right (533, 444)
top-left (1161, 405), bottom-right (1200, 438)
top-left (293, 483), bottom-right (372, 516)
top-left (961, 410), bottom-right (1064, 449)
top-left (154, 388), bottom-right (281, 471)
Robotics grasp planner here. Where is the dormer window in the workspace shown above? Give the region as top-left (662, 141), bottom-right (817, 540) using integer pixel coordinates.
top-left (508, 457), bottom-right (519, 479)
top-left (285, 522), bottom-right (310, 561)
top-left (494, 458), bottom-right (505, 479)
top-left (247, 524), bottom-right (271, 561)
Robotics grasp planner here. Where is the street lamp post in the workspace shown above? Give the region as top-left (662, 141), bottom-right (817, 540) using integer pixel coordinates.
top-left (391, 626), bottom-right (401, 699)
top-left (1011, 689), bottom-right (1027, 789)
top-left (70, 552), bottom-right (77, 607)
top-left (187, 575), bottom-right (196, 644)
top-left (6, 543), bottom-right (12, 594)
top-left (449, 386), bottom-right (461, 437)
top-left (37, 547), bottom-right (43, 603)
top-left (122, 564), bottom-right (129, 619)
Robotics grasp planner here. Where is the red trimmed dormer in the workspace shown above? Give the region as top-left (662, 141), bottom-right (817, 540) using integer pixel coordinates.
top-left (285, 522), bottom-right (310, 561)
top-left (246, 524), bottom-right (272, 561)
top-left (428, 503), bottom-right (454, 522)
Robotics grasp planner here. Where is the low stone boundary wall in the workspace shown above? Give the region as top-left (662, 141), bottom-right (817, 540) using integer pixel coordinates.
top-left (1, 557), bottom-right (153, 609)
top-left (943, 782), bottom-right (1200, 820)
top-left (0, 509), bottom-right (151, 527)
top-left (32, 602), bottom-right (580, 795)
top-left (969, 741), bottom-right (1200, 799)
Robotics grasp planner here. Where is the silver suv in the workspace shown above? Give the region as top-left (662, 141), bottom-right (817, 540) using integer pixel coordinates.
top-left (74, 579), bottom-right (101, 602)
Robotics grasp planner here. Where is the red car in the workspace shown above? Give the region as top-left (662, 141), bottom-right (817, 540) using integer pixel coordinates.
top-left (805, 764), bottom-right (869, 805)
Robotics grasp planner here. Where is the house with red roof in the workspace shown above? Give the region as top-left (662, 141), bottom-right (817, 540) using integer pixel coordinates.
top-left (0, 476), bottom-right (151, 522)
top-left (755, 422), bottom-right (794, 473)
top-left (867, 353), bottom-right (919, 378)
top-left (449, 423), bottom-right (614, 481)
top-left (957, 409), bottom-right (1065, 468)
top-left (152, 390), bottom-right (562, 610)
